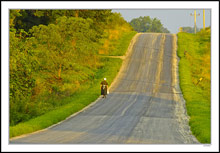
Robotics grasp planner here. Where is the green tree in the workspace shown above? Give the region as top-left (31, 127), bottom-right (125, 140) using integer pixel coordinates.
top-left (12, 9), bottom-right (113, 39)
top-left (14, 10), bottom-right (48, 32)
top-left (161, 27), bottom-right (170, 33)
top-left (130, 16), bottom-right (152, 32)
top-left (9, 29), bottom-right (36, 125)
top-left (129, 16), bottom-right (170, 33)
top-left (10, 10), bottom-right (22, 28)
top-left (149, 18), bottom-right (163, 33)
top-left (9, 9), bottom-right (134, 126)
top-left (29, 16), bottom-right (99, 80)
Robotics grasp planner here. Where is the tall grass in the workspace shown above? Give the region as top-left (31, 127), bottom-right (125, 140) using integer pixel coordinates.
top-left (108, 31), bottom-right (137, 56)
top-left (10, 31), bottom-right (136, 138)
top-left (177, 28), bottom-right (211, 143)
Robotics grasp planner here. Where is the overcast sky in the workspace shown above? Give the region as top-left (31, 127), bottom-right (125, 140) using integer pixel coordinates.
top-left (112, 9), bottom-right (211, 33)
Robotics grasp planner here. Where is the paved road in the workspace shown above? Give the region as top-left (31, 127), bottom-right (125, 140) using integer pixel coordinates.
top-left (10, 33), bottom-right (199, 144)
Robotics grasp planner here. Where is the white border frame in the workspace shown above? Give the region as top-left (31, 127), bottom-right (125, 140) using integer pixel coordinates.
top-left (1, 1), bottom-right (219, 152)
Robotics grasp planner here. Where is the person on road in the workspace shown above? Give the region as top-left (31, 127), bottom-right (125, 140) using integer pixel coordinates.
top-left (100, 78), bottom-right (108, 98)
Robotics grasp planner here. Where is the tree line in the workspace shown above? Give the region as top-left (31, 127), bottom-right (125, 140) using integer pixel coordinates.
top-left (9, 10), bottom-right (134, 125)
top-left (129, 16), bottom-right (170, 33)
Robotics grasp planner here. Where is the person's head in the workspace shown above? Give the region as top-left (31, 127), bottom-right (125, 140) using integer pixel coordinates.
top-left (104, 78), bottom-right (106, 81)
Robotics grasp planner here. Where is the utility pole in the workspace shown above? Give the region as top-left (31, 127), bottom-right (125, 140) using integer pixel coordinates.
top-left (203, 9), bottom-right (205, 30)
top-left (190, 10), bottom-right (200, 34)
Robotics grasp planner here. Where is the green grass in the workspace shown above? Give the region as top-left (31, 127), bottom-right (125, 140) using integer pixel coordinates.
top-left (108, 31), bottom-right (137, 56)
top-left (177, 29), bottom-right (211, 143)
top-left (10, 31), bottom-right (136, 138)
top-left (10, 57), bottom-right (123, 138)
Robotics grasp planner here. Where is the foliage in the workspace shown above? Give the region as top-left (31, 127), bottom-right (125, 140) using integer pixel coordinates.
top-left (10, 30), bottom-right (134, 137)
top-left (129, 16), bottom-right (170, 33)
top-left (9, 29), bottom-right (36, 125)
top-left (10, 10), bottom-right (22, 28)
top-left (29, 16), bottom-right (99, 76)
top-left (98, 12), bottom-right (134, 55)
top-left (108, 31), bottom-right (137, 56)
top-left (12, 10), bottom-right (112, 39)
top-left (177, 28), bottom-right (211, 143)
top-left (9, 9), bottom-right (135, 126)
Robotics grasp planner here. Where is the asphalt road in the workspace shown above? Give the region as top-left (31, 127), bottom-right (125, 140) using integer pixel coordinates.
top-left (10, 33), bottom-right (199, 144)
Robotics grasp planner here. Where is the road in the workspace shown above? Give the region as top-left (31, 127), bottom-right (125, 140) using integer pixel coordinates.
top-left (10, 33), bottom-right (199, 144)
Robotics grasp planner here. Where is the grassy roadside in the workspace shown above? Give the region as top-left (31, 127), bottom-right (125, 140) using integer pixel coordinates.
top-left (177, 28), bottom-right (211, 143)
top-left (108, 31), bottom-right (137, 56)
top-left (10, 31), bottom-right (137, 138)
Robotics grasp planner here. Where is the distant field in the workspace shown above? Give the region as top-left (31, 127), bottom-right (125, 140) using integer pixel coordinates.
top-left (177, 28), bottom-right (211, 143)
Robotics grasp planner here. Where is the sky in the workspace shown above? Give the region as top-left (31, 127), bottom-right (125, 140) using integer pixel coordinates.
top-left (112, 9), bottom-right (211, 33)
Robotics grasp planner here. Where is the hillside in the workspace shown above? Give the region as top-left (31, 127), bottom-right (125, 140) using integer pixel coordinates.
top-left (9, 10), bottom-right (136, 131)
top-left (177, 28), bottom-right (211, 143)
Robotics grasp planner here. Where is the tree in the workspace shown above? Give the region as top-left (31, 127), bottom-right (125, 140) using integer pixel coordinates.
top-left (148, 18), bottom-right (163, 33)
top-left (9, 29), bottom-right (36, 125)
top-left (129, 16), bottom-right (170, 33)
top-left (29, 16), bottom-right (99, 80)
top-left (12, 10), bottom-right (113, 40)
top-left (9, 9), bottom-right (134, 125)
top-left (130, 16), bottom-right (152, 32)
top-left (10, 10), bottom-right (22, 28)
top-left (161, 27), bottom-right (170, 33)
